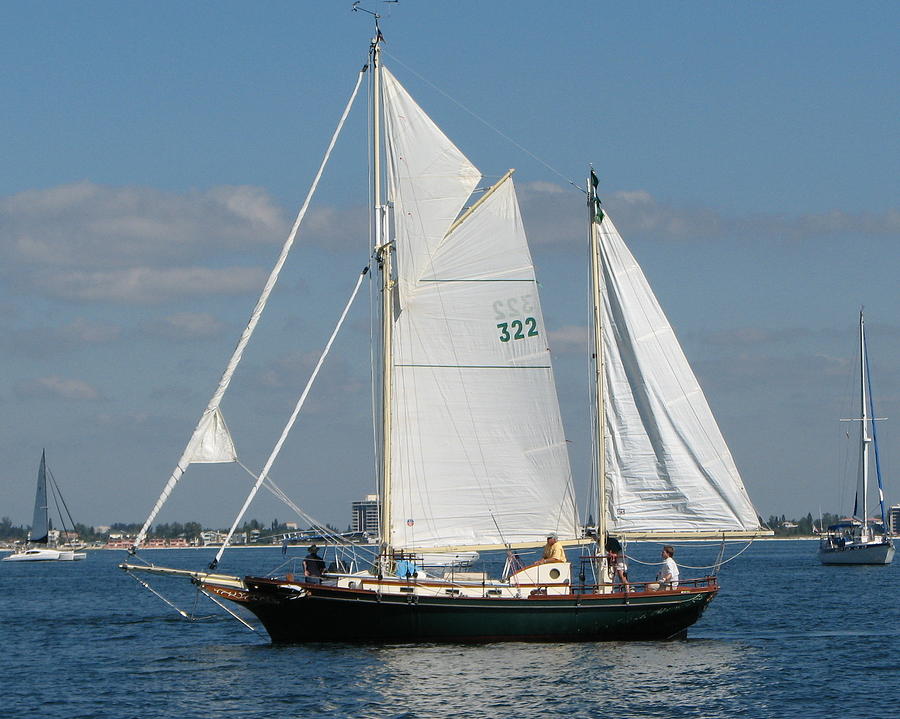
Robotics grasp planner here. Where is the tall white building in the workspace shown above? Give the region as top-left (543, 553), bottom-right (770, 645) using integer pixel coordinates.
top-left (351, 494), bottom-right (379, 534)
top-left (889, 504), bottom-right (900, 535)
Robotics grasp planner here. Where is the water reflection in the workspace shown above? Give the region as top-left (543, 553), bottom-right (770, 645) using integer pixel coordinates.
top-left (363, 639), bottom-right (763, 718)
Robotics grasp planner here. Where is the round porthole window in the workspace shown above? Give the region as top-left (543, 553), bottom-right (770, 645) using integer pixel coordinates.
top-left (549, 568), bottom-right (560, 579)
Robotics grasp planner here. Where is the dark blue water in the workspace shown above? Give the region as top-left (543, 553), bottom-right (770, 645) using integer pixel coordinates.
top-left (2, 540), bottom-right (897, 718)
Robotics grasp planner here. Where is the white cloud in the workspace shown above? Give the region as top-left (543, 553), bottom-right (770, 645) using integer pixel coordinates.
top-left (62, 317), bottom-right (123, 344)
top-left (31, 266), bottom-right (267, 304)
top-left (146, 312), bottom-right (226, 340)
top-left (0, 181), bottom-right (288, 270)
top-left (548, 324), bottom-right (588, 354)
top-left (515, 181), bottom-right (900, 247)
top-left (0, 317), bottom-right (122, 357)
top-left (0, 182), bottom-right (369, 305)
top-left (15, 376), bottom-right (101, 401)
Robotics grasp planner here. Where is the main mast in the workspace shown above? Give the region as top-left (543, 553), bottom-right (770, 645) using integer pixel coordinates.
top-left (588, 170), bottom-right (609, 588)
top-left (370, 28), bottom-right (394, 560)
top-left (859, 310), bottom-right (870, 540)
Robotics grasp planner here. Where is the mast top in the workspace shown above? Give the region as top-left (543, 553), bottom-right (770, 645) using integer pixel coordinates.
top-left (352, 1), bottom-right (395, 46)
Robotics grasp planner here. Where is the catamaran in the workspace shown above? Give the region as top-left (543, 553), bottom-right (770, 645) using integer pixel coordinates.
top-left (121, 23), bottom-right (765, 642)
top-left (3, 451), bottom-right (86, 562)
top-left (818, 311), bottom-right (894, 565)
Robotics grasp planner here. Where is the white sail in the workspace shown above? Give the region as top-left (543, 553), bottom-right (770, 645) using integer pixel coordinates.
top-left (185, 407), bottom-right (237, 464)
top-left (386, 134), bottom-right (578, 549)
top-left (381, 67), bottom-right (482, 307)
top-left (597, 213), bottom-right (760, 534)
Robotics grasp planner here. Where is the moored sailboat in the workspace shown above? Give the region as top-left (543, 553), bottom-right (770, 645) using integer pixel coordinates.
top-left (818, 311), bottom-right (894, 565)
top-left (121, 25), bottom-right (765, 642)
top-left (3, 451), bottom-right (86, 562)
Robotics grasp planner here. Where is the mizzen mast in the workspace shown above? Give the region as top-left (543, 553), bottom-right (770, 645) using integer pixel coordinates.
top-left (588, 169), bottom-right (609, 588)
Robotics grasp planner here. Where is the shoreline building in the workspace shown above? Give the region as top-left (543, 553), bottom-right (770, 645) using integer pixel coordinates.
top-left (889, 504), bottom-right (900, 535)
top-left (351, 495), bottom-right (379, 536)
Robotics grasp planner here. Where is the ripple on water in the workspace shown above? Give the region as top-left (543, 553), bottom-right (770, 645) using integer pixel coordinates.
top-left (2, 543), bottom-right (898, 719)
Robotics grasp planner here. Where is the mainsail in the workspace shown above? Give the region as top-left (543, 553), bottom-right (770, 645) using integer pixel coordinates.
top-left (30, 450), bottom-right (49, 544)
top-left (596, 213), bottom-right (760, 534)
top-left (383, 69), bottom-right (579, 549)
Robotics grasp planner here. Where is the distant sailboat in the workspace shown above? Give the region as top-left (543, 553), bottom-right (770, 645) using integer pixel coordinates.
top-left (122, 23), bottom-right (765, 642)
top-left (819, 312), bottom-right (894, 565)
top-left (3, 451), bottom-right (86, 562)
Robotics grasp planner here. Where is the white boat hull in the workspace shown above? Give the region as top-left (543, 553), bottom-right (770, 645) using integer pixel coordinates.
top-left (819, 542), bottom-right (894, 565)
top-left (2, 548), bottom-right (86, 562)
top-left (417, 551), bottom-right (479, 567)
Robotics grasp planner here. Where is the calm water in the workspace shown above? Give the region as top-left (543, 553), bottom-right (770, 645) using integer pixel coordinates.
top-left (2, 540), bottom-right (897, 718)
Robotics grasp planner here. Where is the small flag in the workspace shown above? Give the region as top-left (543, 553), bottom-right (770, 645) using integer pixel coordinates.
top-left (590, 169), bottom-right (605, 224)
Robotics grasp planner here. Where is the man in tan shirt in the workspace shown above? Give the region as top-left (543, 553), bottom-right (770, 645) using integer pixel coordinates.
top-left (538, 533), bottom-right (566, 564)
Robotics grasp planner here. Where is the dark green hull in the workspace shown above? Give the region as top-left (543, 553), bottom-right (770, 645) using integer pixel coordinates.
top-left (223, 577), bottom-right (717, 643)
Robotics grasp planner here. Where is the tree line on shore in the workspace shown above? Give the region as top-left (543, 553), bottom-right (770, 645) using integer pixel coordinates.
top-left (1, 512), bottom-right (856, 543)
top-left (0, 517), bottom-right (340, 544)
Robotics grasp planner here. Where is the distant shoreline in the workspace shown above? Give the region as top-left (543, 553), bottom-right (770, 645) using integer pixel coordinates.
top-left (1, 536), bottom-right (825, 553)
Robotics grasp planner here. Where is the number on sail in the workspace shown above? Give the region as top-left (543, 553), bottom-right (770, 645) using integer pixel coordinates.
top-left (497, 317), bottom-right (538, 342)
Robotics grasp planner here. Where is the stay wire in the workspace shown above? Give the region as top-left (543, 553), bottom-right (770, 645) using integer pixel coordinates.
top-left (382, 50), bottom-right (585, 195)
top-left (623, 539), bottom-right (755, 570)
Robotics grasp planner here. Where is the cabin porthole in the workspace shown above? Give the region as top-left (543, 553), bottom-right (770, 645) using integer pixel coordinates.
top-left (549, 568), bottom-right (561, 579)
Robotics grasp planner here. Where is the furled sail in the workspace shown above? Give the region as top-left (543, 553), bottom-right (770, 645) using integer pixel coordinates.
top-left (30, 450), bottom-right (49, 544)
top-left (383, 70), bottom-right (578, 549)
top-left (597, 214), bottom-right (760, 534)
top-left (185, 408), bottom-right (238, 464)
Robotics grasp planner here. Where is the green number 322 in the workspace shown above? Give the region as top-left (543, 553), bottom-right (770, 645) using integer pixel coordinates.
top-left (497, 317), bottom-right (538, 342)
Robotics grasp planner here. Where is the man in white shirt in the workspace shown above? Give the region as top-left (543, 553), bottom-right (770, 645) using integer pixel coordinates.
top-left (657, 545), bottom-right (679, 588)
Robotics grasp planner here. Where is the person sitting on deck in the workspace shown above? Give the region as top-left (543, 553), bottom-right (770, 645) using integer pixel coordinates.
top-left (537, 533), bottom-right (566, 564)
top-left (656, 545), bottom-right (679, 589)
top-left (605, 537), bottom-right (628, 590)
top-left (303, 544), bottom-right (326, 583)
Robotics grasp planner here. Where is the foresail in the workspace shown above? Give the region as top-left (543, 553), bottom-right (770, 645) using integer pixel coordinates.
top-left (381, 67), bottom-right (482, 306)
top-left (597, 214), bottom-right (760, 534)
top-left (388, 172), bottom-right (579, 549)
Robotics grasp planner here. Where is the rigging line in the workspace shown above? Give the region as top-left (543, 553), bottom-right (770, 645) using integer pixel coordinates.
top-left (212, 267), bottom-right (372, 569)
top-left (45, 466), bottom-right (78, 538)
top-left (864, 335), bottom-right (889, 528)
top-left (45, 470), bottom-right (68, 538)
top-left (124, 570), bottom-right (189, 618)
top-left (134, 66), bottom-right (368, 551)
top-left (624, 539), bottom-right (755, 570)
top-left (234, 460), bottom-right (379, 562)
top-left (198, 588), bottom-right (256, 631)
top-left (382, 50), bottom-right (584, 194)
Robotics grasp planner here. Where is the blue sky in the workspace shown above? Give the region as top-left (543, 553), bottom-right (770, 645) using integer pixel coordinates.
top-left (1, 1), bottom-right (898, 531)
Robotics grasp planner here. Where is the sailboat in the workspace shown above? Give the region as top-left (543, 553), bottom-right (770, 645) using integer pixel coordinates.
top-left (2, 451), bottom-right (86, 562)
top-left (121, 25), bottom-right (764, 642)
top-left (818, 312), bottom-right (894, 565)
